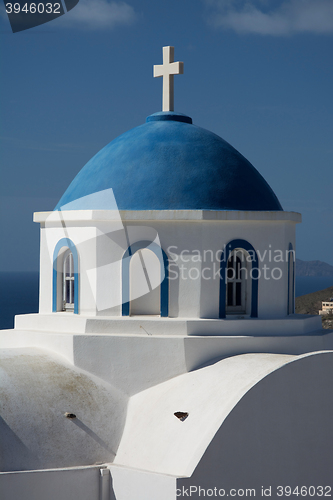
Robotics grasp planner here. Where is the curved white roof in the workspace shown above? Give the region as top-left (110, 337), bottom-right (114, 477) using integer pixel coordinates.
top-left (114, 351), bottom-right (332, 477)
top-left (0, 348), bottom-right (128, 472)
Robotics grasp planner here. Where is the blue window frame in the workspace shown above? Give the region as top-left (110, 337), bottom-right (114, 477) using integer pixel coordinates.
top-left (52, 238), bottom-right (79, 314)
top-left (219, 239), bottom-right (259, 319)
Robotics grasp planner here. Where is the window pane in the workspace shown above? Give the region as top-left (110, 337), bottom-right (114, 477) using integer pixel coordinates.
top-left (65, 255), bottom-right (69, 276)
top-left (227, 282), bottom-right (233, 306)
top-left (227, 256), bottom-right (234, 280)
top-left (64, 252), bottom-right (74, 277)
top-left (236, 282), bottom-right (242, 306)
top-left (236, 257), bottom-right (241, 279)
top-left (66, 280), bottom-right (70, 303)
top-left (70, 280), bottom-right (74, 304)
top-left (69, 253), bottom-right (73, 276)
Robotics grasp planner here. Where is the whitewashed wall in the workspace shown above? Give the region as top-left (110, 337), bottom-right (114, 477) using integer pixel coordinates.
top-left (36, 211), bottom-right (299, 319)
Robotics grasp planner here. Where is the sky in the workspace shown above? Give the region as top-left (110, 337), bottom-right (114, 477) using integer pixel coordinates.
top-left (0, 0), bottom-right (332, 271)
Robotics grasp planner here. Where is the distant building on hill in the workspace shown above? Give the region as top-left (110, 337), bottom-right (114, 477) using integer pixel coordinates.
top-left (319, 300), bottom-right (333, 315)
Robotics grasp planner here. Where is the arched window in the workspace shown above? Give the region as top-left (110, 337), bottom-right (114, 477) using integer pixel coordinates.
top-left (63, 250), bottom-right (75, 312)
top-left (219, 239), bottom-right (259, 319)
top-left (226, 250), bottom-right (248, 315)
top-left (52, 238), bottom-right (79, 314)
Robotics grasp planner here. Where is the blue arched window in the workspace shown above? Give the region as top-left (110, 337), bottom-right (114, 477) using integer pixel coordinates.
top-left (219, 239), bottom-right (259, 319)
top-left (52, 238), bottom-right (79, 314)
top-left (122, 240), bottom-right (169, 317)
top-left (287, 243), bottom-right (295, 314)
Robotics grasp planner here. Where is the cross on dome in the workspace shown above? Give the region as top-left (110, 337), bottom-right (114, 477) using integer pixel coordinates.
top-left (153, 46), bottom-right (184, 112)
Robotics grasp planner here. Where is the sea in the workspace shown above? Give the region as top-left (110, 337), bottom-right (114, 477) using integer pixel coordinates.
top-left (0, 272), bottom-right (333, 331)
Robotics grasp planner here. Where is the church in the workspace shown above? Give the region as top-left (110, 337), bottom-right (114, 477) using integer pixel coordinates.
top-left (1, 47), bottom-right (333, 500)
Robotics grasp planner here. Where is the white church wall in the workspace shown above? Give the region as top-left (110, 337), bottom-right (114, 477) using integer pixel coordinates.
top-left (110, 465), bottom-right (176, 500)
top-left (162, 220), bottom-right (203, 318)
top-left (73, 334), bottom-right (189, 395)
top-left (285, 220), bottom-right (297, 313)
top-left (114, 351), bottom-right (333, 481)
top-left (252, 221), bottom-right (288, 318)
top-left (94, 221), bottom-right (163, 316)
top-left (2, 326), bottom-right (332, 399)
top-left (15, 311), bottom-right (323, 337)
top-left (0, 465), bottom-right (177, 500)
top-left (0, 348), bottom-right (128, 472)
top-left (38, 226), bottom-right (53, 314)
top-left (155, 218), bottom-right (296, 319)
top-left (198, 222), bottom-right (221, 319)
top-left (39, 224), bottom-right (98, 315)
top-left (0, 467), bottom-right (100, 500)
top-left (95, 221), bottom-right (125, 317)
top-left (74, 225), bottom-right (98, 316)
top-left (35, 211), bottom-right (299, 321)
top-left (114, 352), bottom-right (302, 475)
top-left (130, 249), bottom-right (161, 315)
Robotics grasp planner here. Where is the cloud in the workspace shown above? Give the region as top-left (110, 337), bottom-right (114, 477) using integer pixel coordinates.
top-left (207, 0), bottom-right (333, 35)
top-left (57, 0), bottom-right (136, 29)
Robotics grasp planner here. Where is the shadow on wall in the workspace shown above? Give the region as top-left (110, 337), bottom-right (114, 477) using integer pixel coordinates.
top-left (0, 416), bottom-right (41, 472)
top-left (71, 419), bottom-right (116, 457)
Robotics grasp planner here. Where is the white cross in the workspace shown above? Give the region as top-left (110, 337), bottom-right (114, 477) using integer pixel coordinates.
top-left (153, 46), bottom-right (184, 112)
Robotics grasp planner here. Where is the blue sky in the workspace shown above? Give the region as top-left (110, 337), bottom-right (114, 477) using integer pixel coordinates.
top-left (0, 0), bottom-right (333, 271)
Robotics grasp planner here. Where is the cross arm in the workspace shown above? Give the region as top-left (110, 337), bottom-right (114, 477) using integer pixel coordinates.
top-left (154, 61), bottom-right (184, 78)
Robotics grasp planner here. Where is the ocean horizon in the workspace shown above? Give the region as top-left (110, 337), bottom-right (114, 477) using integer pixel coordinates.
top-left (0, 272), bottom-right (332, 331)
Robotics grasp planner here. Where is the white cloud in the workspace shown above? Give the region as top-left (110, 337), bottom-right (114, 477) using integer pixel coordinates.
top-left (207, 0), bottom-right (333, 35)
top-left (58, 0), bottom-right (136, 29)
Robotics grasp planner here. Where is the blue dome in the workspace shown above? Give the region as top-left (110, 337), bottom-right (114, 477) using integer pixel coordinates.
top-left (55, 112), bottom-right (283, 212)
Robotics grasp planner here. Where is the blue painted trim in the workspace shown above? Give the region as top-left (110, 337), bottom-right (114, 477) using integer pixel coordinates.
top-left (52, 238), bottom-right (79, 314)
top-left (287, 243), bottom-right (295, 314)
top-left (122, 240), bottom-right (169, 317)
top-left (219, 239), bottom-right (259, 319)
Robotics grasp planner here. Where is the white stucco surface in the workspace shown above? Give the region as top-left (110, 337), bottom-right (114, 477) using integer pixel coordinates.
top-left (2, 327), bottom-right (333, 395)
top-left (110, 465), bottom-right (176, 500)
top-left (178, 350), bottom-right (333, 495)
top-left (35, 209), bottom-right (300, 319)
top-left (15, 313), bottom-right (323, 336)
top-left (0, 347), bottom-right (128, 472)
top-left (0, 466), bottom-right (100, 500)
top-left (1, 328), bottom-right (332, 396)
top-left (34, 210), bottom-right (302, 223)
top-left (114, 351), bottom-right (333, 477)
top-left (1, 350), bottom-right (332, 499)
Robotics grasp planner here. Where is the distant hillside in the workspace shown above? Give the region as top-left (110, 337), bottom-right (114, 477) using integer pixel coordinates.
top-left (296, 259), bottom-right (333, 277)
top-left (295, 286), bottom-right (333, 329)
top-left (295, 286), bottom-right (333, 314)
